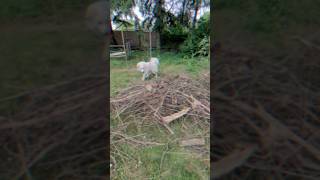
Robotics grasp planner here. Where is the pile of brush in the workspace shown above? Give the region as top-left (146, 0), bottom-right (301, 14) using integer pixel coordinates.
top-left (111, 74), bottom-right (210, 133)
top-left (110, 74), bottom-right (210, 175)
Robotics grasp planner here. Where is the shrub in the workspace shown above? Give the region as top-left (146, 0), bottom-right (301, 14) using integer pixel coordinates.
top-left (180, 12), bottom-right (209, 58)
top-left (161, 23), bottom-right (189, 50)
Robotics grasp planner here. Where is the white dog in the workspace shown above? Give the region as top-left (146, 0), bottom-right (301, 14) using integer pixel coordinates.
top-left (137, 57), bottom-right (160, 81)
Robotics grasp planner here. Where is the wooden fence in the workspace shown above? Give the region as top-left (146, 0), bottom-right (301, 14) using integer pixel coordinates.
top-left (112, 31), bottom-right (160, 50)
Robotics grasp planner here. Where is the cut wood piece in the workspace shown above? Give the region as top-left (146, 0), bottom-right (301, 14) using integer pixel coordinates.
top-left (161, 107), bottom-right (190, 124)
top-left (212, 144), bottom-right (257, 179)
top-left (145, 84), bottom-right (153, 92)
top-left (180, 138), bottom-right (205, 147)
top-left (110, 51), bottom-right (126, 57)
top-left (110, 45), bottom-right (125, 47)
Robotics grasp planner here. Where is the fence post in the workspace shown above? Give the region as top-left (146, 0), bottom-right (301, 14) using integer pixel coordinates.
top-left (157, 32), bottom-right (160, 55)
top-left (149, 31), bottom-right (152, 58)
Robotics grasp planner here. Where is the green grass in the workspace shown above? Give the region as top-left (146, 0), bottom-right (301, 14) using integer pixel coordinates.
top-left (111, 115), bottom-right (210, 180)
top-left (110, 51), bottom-right (209, 95)
top-left (113, 145), bottom-right (208, 180)
top-left (111, 51), bottom-right (209, 179)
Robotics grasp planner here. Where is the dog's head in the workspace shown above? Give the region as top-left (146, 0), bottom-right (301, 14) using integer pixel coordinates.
top-left (150, 57), bottom-right (159, 65)
top-left (137, 62), bottom-right (146, 72)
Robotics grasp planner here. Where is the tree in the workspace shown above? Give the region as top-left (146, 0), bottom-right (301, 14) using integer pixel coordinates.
top-left (153, 0), bottom-right (165, 32)
top-left (110, 0), bottom-right (136, 43)
top-left (179, 0), bottom-right (190, 25)
top-left (192, 0), bottom-right (201, 28)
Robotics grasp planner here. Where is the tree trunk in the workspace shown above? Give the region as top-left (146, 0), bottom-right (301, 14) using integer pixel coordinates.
top-left (109, 20), bottom-right (118, 45)
top-left (180, 0), bottom-right (187, 24)
top-left (192, 0), bottom-right (200, 29)
top-left (154, 0), bottom-right (165, 32)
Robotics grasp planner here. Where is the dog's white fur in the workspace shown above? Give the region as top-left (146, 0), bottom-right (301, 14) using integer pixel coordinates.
top-left (137, 57), bottom-right (160, 81)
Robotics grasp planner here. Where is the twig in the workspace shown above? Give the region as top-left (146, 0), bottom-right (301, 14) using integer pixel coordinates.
top-left (212, 144), bottom-right (258, 178)
top-left (180, 138), bottom-right (205, 147)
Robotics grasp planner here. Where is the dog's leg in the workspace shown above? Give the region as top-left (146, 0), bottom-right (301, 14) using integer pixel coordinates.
top-left (146, 73), bottom-right (150, 80)
top-left (143, 72), bottom-right (150, 81)
top-left (142, 73), bottom-right (146, 81)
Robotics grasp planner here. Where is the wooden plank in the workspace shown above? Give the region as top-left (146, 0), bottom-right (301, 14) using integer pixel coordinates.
top-left (110, 45), bottom-right (125, 47)
top-left (110, 52), bottom-right (126, 58)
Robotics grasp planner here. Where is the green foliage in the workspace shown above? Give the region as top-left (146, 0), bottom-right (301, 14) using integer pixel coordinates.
top-left (161, 24), bottom-right (189, 48)
top-left (111, 0), bottom-right (134, 13)
top-left (195, 36), bottom-right (209, 56)
top-left (113, 16), bottom-right (134, 30)
top-left (180, 12), bottom-right (209, 57)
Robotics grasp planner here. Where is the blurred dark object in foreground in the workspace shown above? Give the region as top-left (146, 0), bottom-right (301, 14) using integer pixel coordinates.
top-left (211, 45), bottom-right (320, 179)
top-left (1, 75), bottom-right (109, 179)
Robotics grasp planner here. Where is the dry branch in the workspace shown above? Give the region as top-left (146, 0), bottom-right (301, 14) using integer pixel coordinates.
top-left (162, 108), bottom-right (191, 124)
top-left (180, 138), bottom-right (205, 147)
top-left (111, 75), bottom-right (210, 131)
